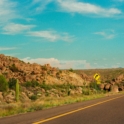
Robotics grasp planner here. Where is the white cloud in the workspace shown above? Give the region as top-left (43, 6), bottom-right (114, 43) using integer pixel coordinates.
top-left (57, 0), bottom-right (121, 17)
top-left (20, 57), bottom-right (124, 69)
top-left (22, 57), bottom-right (92, 69)
top-left (27, 30), bottom-right (74, 42)
top-left (0, 47), bottom-right (17, 51)
top-left (94, 31), bottom-right (115, 39)
top-left (28, 30), bottom-right (59, 41)
top-left (32, 0), bottom-right (53, 12)
top-left (0, 0), bottom-right (19, 23)
top-left (2, 23), bottom-right (35, 35)
top-left (61, 33), bottom-right (75, 42)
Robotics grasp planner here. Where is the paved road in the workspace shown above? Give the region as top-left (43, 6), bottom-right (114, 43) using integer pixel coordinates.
top-left (0, 94), bottom-right (124, 124)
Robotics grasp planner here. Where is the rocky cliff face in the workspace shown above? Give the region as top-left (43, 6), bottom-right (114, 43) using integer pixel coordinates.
top-left (0, 54), bottom-right (85, 86)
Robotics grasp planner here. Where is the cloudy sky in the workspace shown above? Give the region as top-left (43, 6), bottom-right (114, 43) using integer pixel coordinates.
top-left (0, 0), bottom-right (124, 69)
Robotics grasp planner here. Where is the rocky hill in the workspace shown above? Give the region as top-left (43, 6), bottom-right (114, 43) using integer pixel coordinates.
top-left (75, 69), bottom-right (124, 92)
top-left (0, 54), bottom-right (124, 104)
top-left (0, 54), bottom-right (124, 89)
top-left (0, 54), bottom-right (85, 86)
top-left (0, 54), bottom-right (89, 104)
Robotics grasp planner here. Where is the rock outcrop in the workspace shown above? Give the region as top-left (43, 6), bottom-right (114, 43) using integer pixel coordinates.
top-left (0, 54), bottom-right (85, 86)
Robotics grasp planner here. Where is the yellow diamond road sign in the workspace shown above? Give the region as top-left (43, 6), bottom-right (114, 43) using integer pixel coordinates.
top-left (94, 73), bottom-right (100, 81)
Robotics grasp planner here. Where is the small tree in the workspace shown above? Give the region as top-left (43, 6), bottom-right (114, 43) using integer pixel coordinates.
top-left (0, 75), bottom-right (8, 92)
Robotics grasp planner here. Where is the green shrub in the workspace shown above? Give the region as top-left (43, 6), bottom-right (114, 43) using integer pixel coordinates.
top-left (90, 82), bottom-right (100, 91)
top-left (30, 95), bottom-right (37, 101)
top-left (42, 66), bottom-right (47, 71)
top-left (9, 64), bottom-right (19, 72)
top-left (0, 75), bottom-right (8, 92)
top-left (69, 68), bottom-right (74, 72)
top-left (59, 70), bottom-right (62, 73)
top-left (56, 72), bottom-right (60, 76)
top-left (40, 82), bottom-right (52, 91)
top-left (82, 88), bottom-right (92, 95)
top-left (23, 81), bottom-right (39, 88)
top-left (67, 90), bottom-right (71, 96)
top-left (8, 78), bottom-right (16, 90)
top-left (60, 83), bottom-right (76, 90)
top-left (69, 84), bottom-right (76, 89)
top-left (45, 92), bottom-right (49, 96)
top-left (31, 81), bottom-right (39, 87)
top-left (24, 81), bottom-right (32, 87)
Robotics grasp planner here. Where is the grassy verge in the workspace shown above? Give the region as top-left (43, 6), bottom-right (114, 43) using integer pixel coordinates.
top-left (1, 91), bottom-right (124, 118)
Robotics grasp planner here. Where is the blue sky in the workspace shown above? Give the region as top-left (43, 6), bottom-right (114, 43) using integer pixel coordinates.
top-left (0, 0), bottom-right (124, 69)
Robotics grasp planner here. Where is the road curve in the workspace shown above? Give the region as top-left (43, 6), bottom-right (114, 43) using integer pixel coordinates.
top-left (0, 93), bottom-right (124, 124)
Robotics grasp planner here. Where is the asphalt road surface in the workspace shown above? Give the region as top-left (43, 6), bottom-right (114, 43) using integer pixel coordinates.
top-left (0, 93), bottom-right (124, 124)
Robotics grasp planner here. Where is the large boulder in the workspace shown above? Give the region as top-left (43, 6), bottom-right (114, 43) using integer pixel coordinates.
top-left (110, 85), bottom-right (119, 93)
top-left (105, 84), bottom-right (111, 90)
top-left (99, 83), bottom-right (105, 90)
top-left (118, 86), bottom-right (123, 91)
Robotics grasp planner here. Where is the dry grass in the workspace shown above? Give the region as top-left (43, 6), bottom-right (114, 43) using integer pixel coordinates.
top-left (0, 92), bottom-right (117, 117)
top-left (1, 91), bottom-right (124, 118)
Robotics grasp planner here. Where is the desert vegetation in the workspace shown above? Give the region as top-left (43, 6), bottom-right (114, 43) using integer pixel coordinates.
top-left (0, 54), bottom-right (124, 117)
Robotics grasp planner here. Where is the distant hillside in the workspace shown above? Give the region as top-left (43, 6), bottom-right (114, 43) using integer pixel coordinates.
top-left (74, 68), bottom-right (124, 82)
